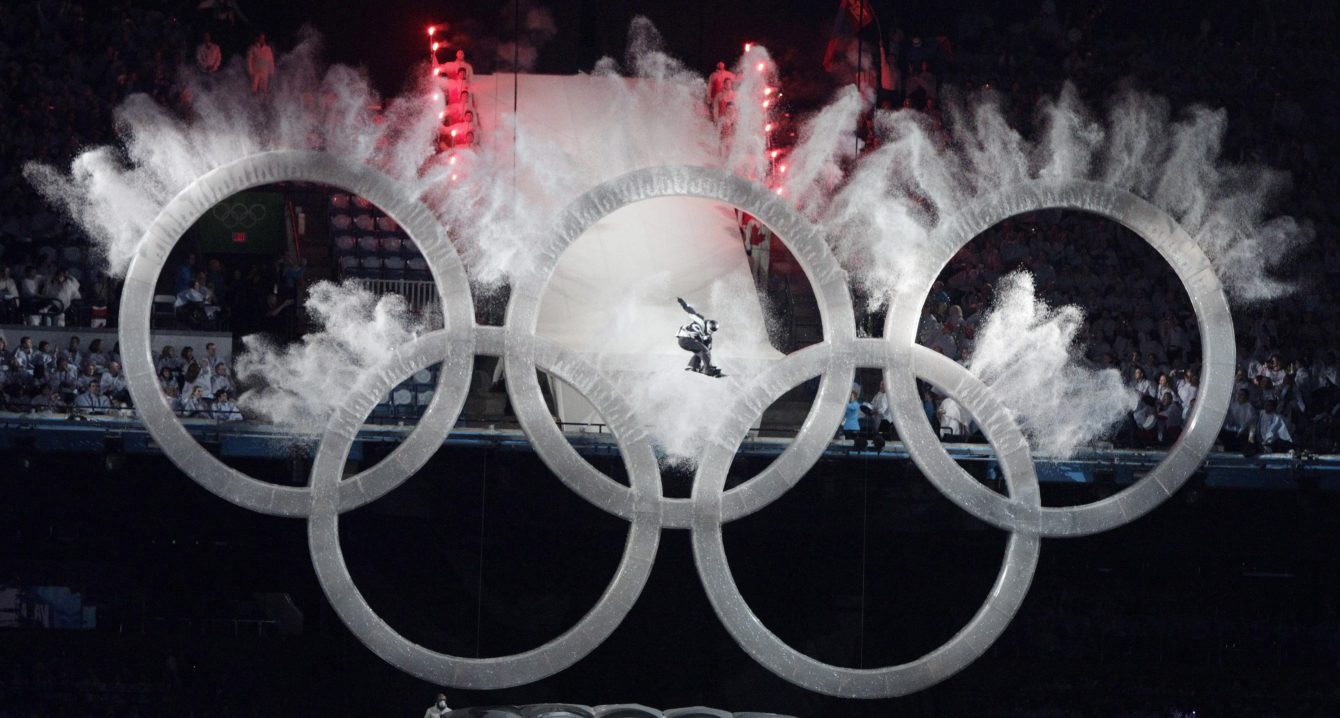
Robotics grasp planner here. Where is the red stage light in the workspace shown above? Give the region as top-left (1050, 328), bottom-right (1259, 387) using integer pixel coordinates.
top-left (439, 110), bottom-right (446, 120)
top-left (432, 93), bottom-right (441, 102)
top-left (762, 100), bottom-right (771, 109)
top-left (764, 87), bottom-right (774, 95)
top-left (448, 155), bottom-right (457, 165)
top-left (764, 123), bottom-right (773, 132)
top-left (744, 42), bottom-right (753, 52)
top-left (450, 173), bottom-right (459, 181)
top-left (756, 62), bottom-right (765, 72)
top-left (450, 129), bottom-right (458, 137)
top-left (427, 26), bottom-right (436, 36)
top-left (433, 67), bottom-right (442, 76)
top-left (775, 187), bottom-right (784, 195)
top-left (770, 150), bottom-right (779, 159)
top-left (432, 42), bottom-right (440, 51)
top-left (779, 164), bottom-right (788, 173)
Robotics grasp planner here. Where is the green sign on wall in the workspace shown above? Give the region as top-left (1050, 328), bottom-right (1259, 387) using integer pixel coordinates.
top-left (191, 190), bottom-right (287, 255)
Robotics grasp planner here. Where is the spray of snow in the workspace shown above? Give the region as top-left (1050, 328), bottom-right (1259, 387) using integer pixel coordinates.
top-left (967, 272), bottom-right (1135, 458)
top-left (233, 280), bottom-right (427, 434)
top-left (22, 21), bottom-right (1310, 454)
top-left (25, 29), bottom-right (440, 278)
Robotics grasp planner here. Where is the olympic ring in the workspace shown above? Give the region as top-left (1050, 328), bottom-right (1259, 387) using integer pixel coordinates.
top-left (119, 156), bottom-right (1233, 698)
top-left (210, 201), bottom-right (268, 228)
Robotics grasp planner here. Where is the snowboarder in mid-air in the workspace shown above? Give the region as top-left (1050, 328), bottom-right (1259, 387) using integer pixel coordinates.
top-left (676, 297), bottom-right (724, 377)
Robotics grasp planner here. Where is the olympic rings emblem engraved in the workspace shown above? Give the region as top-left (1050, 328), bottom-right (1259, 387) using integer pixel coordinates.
top-left (117, 151), bottom-right (1233, 698)
top-left (210, 201), bottom-right (268, 228)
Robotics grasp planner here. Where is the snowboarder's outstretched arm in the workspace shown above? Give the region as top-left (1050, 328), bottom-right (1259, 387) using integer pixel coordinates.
top-left (677, 297), bottom-right (705, 321)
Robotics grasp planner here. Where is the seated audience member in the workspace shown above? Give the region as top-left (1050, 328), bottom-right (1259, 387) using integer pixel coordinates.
top-left (211, 390), bottom-right (242, 421)
top-left (174, 384), bottom-right (207, 417)
top-left (49, 358), bottom-right (79, 398)
top-left (18, 265), bottom-right (56, 324)
top-left (2, 358), bottom-right (34, 401)
top-left (13, 336), bottom-right (35, 370)
top-left (1130, 394), bottom-right (1159, 446)
top-left (158, 365), bottom-right (181, 398)
top-left (1157, 391), bottom-right (1184, 445)
top-left (1221, 388), bottom-right (1258, 451)
top-left (0, 267), bottom-right (18, 321)
top-left (1254, 399), bottom-right (1294, 453)
top-left (175, 279), bottom-right (219, 328)
top-left (45, 268), bottom-right (81, 326)
top-left (100, 361), bottom-right (130, 404)
top-left (202, 342), bottom-right (223, 371)
top-left (837, 390), bottom-right (863, 440)
top-left (59, 336), bottom-right (83, 369)
top-left (157, 345), bottom-right (183, 376)
top-left (210, 363), bottom-right (234, 398)
top-left (183, 362), bottom-right (213, 400)
top-left (86, 339), bottom-right (109, 371)
top-left (33, 341), bottom-right (54, 374)
top-left (73, 380), bottom-right (112, 415)
top-left (77, 362), bottom-right (100, 392)
top-left (32, 388), bottom-right (69, 413)
top-left (938, 395), bottom-right (971, 439)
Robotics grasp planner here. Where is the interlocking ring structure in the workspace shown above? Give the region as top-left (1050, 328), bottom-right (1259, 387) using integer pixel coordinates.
top-left (118, 151), bottom-right (1234, 698)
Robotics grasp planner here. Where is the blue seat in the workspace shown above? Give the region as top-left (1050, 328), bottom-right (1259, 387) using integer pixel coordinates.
top-left (333, 235), bottom-right (357, 255)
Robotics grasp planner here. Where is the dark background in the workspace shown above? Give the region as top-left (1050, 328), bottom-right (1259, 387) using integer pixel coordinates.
top-left (2, 445), bottom-right (1337, 716)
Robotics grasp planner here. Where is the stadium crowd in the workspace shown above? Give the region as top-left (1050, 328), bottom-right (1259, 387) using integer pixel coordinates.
top-left (1, 1), bottom-right (1338, 455)
top-left (0, 332), bottom-right (240, 421)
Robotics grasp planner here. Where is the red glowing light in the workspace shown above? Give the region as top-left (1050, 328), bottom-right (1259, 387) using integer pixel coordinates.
top-left (448, 155), bottom-right (457, 165)
top-left (763, 87), bottom-right (774, 95)
top-left (432, 42), bottom-right (440, 51)
top-left (439, 110), bottom-right (446, 120)
top-left (744, 42), bottom-right (753, 52)
top-left (764, 123), bottom-right (773, 132)
top-left (770, 150), bottom-right (779, 159)
top-left (762, 99), bottom-right (771, 109)
top-left (432, 93), bottom-right (441, 102)
top-left (450, 173), bottom-right (459, 181)
top-left (450, 129), bottom-right (458, 137)
top-left (756, 62), bottom-right (765, 72)
top-left (775, 187), bottom-right (784, 195)
top-left (433, 67), bottom-right (442, 76)
top-left (427, 26), bottom-right (436, 36)
top-left (779, 164), bottom-right (788, 173)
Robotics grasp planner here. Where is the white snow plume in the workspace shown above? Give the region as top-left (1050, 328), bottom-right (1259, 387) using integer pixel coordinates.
top-left (234, 281), bottom-right (428, 433)
top-left (25, 28), bottom-right (440, 278)
top-left (724, 45), bottom-right (776, 182)
top-left (965, 272), bottom-right (1135, 458)
top-left (782, 84), bottom-right (867, 215)
top-left (830, 83), bottom-right (1310, 305)
top-left (432, 16), bottom-right (720, 289)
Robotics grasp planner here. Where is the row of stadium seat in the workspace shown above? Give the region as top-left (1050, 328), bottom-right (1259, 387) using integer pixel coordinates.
top-left (336, 255), bottom-right (431, 281)
top-left (333, 234), bottom-right (422, 257)
top-left (330, 213), bottom-right (399, 233)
